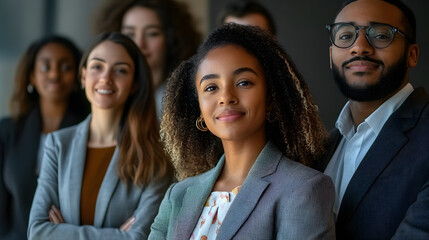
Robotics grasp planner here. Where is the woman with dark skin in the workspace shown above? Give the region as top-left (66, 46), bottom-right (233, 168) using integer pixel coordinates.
top-left (149, 24), bottom-right (335, 239)
top-left (94, 0), bottom-right (202, 118)
top-left (0, 36), bottom-right (89, 240)
top-left (28, 32), bottom-right (173, 239)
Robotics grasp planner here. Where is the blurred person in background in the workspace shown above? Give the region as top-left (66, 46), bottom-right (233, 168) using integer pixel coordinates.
top-left (218, 0), bottom-right (277, 36)
top-left (0, 35), bottom-right (89, 240)
top-left (94, 0), bottom-right (202, 119)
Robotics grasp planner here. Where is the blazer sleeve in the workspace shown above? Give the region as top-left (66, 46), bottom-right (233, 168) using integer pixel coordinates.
top-left (28, 133), bottom-right (172, 240)
top-left (278, 173), bottom-right (336, 240)
top-left (392, 178), bottom-right (429, 239)
top-left (148, 183), bottom-right (175, 240)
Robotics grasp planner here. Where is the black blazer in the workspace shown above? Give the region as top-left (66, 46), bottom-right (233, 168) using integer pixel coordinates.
top-left (315, 87), bottom-right (429, 240)
top-left (0, 107), bottom-right (87, 240)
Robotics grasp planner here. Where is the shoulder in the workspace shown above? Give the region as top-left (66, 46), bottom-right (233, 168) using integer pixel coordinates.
top-left (0, 116), bottom-right (22, 144)
top-left (397, 87), bottom-right (429, 116)
top-left (168, 168), bottom-right (216, 196)
top-left (276, 156), bottom-right (334, 192)
top-left (47, 116), bottom-right (90, 148)
top-left (0, 117), bottom-right (15, 136)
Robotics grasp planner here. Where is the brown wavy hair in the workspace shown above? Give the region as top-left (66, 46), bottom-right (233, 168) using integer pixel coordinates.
top-left (161, 23), bottom-right (327, 180)
top-left (79, 32), bottom-right (173, 186)
top-left (9, 35), bottom-right (89, 119)
top-left (93, 0), bottom-right (202, 82)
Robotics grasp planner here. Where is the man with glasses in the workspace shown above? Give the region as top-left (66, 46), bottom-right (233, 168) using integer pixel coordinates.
top-left (315, 0), bottom-right (429, 239)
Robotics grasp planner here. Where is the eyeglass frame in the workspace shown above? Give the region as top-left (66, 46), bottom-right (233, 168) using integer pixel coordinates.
top-left (325, 22), bottom-right (413, 49)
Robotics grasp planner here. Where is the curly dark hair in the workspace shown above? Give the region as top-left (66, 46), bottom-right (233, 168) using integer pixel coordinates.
top-left (161, 23), bottom-right (327, 180)
top-left (93, 0), bottom-right (202, 82)
top-left (79, 32), bottom-right (172, 186)
top-left (9, 35), bottom-right (88, 119)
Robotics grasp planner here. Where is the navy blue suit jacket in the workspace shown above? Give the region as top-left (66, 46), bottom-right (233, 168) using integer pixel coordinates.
top-left (315, 87), bottom-right (429, 240)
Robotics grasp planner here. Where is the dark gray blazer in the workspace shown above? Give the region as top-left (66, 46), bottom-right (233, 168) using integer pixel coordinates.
top-left (0, 107), bottom-right (87, 240)
top-left (149, 141), bottom-right (335, 240)
top-left (27, 116), bottom-right (173, 240)
top-left (315, 87), bottom-right (429, 240)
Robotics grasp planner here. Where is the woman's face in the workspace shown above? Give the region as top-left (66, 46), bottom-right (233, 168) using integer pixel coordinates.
top-left (30, 42), bottom-right (76, 103)
top-left (195, 45), bottom-right (267, 142)
top-left (81, 40), bottom-right (135, 112)
top-left (121, 6), bottom-right (166, 77)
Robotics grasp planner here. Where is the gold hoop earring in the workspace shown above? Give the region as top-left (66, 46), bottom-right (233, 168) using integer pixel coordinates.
top-left (196, 116), bottom-right (208, 131)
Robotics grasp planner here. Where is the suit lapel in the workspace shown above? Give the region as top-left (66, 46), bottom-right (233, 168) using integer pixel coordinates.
top-left (217, 141), bottom-right (280, 239)
top-left (93, 147), bottom-right (120, 227)
top-left (65, 117), bottom-right (90, 224)
top-left (174, 157), bottom-right (225, 240)
top-left (337, 88), bottom-right (429, 226)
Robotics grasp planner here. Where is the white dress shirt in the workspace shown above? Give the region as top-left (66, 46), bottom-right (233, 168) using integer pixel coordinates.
top-left (324, 83), bottom-right (414, 218)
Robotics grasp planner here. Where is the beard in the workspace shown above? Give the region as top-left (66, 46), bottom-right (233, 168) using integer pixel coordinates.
top-left (332, 54), bottom-right (408, 102)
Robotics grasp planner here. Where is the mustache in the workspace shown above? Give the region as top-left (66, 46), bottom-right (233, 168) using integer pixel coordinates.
top-left (342, 56), bottom-right (384, 68)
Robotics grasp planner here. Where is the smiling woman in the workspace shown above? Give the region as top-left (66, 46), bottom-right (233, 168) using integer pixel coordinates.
top-left (196, 45), bottom-right (267, 144)
top-left (27, 32), bottom-right (173, 239)
top-left (81, 41), bottom-right (135, 114)
top-left (0, 35), bottom-right (89, 240)
top-left (148, 23), bottom-right (335, 240)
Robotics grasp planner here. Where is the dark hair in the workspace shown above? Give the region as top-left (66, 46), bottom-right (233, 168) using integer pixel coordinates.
top-left (9, 35), bottom-right (88, 119)
top-left (161, 23), bottom-right (327, 180)
top-left (79, 32), bottom-right (172, 186)
top-left (217, 0), bottom-right (277, 35)
top-left (339, 0), bottom-right (416, 43)
top-left (93, 0), bottom-right (202, 82)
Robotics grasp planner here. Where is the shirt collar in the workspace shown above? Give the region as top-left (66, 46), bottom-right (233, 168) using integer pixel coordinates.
top-left (365, 83), bottom-right (413, 135)
top-left (335, 83), bottom-right (414, 138)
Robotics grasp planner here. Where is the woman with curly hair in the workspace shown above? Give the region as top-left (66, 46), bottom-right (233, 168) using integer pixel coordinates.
top-left (28, 32), bottom-right (173, 239)
top-left (149, 23), bottom-right (335, 239)
top-left (93, 0), bottom-right (202, 118)
top-left (0, 35), bottom-right (89, 240)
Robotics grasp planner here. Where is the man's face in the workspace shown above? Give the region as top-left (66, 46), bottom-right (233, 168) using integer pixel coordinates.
top-left (329, 0), bottom-right (417, 102)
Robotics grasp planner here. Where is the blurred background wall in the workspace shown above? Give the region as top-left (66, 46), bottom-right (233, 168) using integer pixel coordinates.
top-left (1, 0), bottom-right (428, 129)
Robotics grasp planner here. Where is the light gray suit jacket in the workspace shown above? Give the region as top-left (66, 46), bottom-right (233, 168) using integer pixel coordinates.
top-left (149, 141), bottom-right (335, 240)
top-left (28, 116), bottom-right (173, 240)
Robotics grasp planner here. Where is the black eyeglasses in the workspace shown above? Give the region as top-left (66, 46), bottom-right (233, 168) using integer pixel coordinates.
top-left (326, 22), bottom-right (411, 49)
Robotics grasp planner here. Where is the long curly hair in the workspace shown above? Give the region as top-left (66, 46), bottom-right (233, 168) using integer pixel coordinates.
top-left (9, 35), bottom-right (88, 119)
top-left (162, 23), bottom-right (327, 180)
top-left (79, 32), bottom-right (173, 186)
top-left (93, 0), bottom-right (202, 82)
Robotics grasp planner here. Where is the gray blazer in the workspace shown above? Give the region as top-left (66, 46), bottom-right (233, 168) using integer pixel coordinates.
top-left (149, 141), bottom-right (335, 240)
top-left (28, 116), bottom-right (172, 240)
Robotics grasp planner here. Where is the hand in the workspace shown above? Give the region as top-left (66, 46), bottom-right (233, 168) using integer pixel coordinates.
top-left (49, 205), bottom-right (64, 224)
top-left (120, 216), bottom-right (136, 232)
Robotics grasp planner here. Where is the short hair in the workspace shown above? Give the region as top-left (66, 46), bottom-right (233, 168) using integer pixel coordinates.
top-left (338, 0), bottom-right (416, 43)
top-left (10, 35), bottom-right (88, 119)
top-left (218, 0), bottom-right (277, 35)
top-left (79, 32), bottom-right (172, 186)
top-left (161, 23), bottom-right (327, 180)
